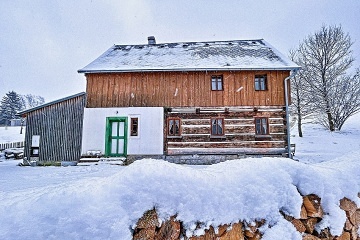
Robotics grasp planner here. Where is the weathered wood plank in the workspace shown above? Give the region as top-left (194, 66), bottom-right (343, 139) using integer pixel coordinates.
top-left (23, 94), bottom-right (86, 162)
top-left (85, 70), bottom-right (290, 108)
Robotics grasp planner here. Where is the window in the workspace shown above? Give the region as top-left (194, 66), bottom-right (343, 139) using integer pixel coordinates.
top-left (211, 118), bottom-right (224, 135)
top-left (211, 75), bottom-right (223, 91)
top-left (255, 118), bottom-right (269, 135)
top-left (168, 118), bottom-right (181, 136)
top-left (130, 117), bottom-right (138, 136)
top-left (254, 75), bottom-right (267, 91)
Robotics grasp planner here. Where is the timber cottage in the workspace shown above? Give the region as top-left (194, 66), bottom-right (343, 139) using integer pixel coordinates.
top-left (78, 37), bottom-right (299, 163)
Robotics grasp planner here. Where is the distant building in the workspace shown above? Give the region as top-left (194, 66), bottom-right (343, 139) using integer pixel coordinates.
top-left (10, 118), bottom-right (26, 127)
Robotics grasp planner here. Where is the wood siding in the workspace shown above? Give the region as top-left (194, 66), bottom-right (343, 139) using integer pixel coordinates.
top-left (164, 107), bottom-right (287, 155)
top-left (23, 94), bottom-right (86, 162)
top-left (85, 70), bottom-right (290, 108)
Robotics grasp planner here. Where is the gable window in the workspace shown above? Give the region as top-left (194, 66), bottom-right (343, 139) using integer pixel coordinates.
top-left (211, 75), bottom-right (223, 91)
top-left (211, 118), bottom-right (224, 135)
top-left (168, 118), bottom-right (181, 136)
top-left (254, 75), bottom-right (267, 91)
top-left (255, 117), bottom-right (269, 135)
top-left (130, 117), bottom-right (139, 136)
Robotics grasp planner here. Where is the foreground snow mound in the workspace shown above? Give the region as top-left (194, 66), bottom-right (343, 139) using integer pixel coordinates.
top-left (0, 153), bottom-right (359, 239)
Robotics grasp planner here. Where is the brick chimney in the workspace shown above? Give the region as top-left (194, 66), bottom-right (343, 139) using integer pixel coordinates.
top-left (148, 36), bottom-right (156, 45)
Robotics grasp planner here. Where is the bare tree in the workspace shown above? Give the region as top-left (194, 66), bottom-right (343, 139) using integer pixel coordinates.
top-left (295, 25), bottom-right (356, 131)
top-left (21, 94), bottom-right (45, 109)
top-left (289, 50), bottom-right (314, 137)
top-left (329, 69), bottom-right (360, 130)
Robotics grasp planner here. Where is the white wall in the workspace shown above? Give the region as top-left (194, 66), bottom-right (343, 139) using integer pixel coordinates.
top-left (81, 107), bottom-right (164, 156)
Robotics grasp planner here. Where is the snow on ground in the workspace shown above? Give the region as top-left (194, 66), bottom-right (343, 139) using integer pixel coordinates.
top-left (0, 114), bottom-right (359, 239)
top-left (291, 112), bottom-right (360, 163)
top-left (0, 126), bottom-right (25, 143)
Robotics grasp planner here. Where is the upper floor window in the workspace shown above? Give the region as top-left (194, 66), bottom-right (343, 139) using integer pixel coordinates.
top-left (211, 75), bottom-right (223, 91)
top-left (255, 117), bottom-right (269, 135)
top-left (130, 117), bottom-right (139, 136)
top-left (211, 118), bottom-right (224, 136)
top-left (255, 75), bottom-right (267, 91)
top-left (168, 118), bottom-right (181, 136)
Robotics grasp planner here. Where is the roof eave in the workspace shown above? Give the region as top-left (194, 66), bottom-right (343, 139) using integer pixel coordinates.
top-left (78, 67), bottom-right (301, 74)
top-left (16, 92), bottom-right (86, 117)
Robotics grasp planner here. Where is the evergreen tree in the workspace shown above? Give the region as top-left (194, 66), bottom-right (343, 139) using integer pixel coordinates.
top-left (0, 91), bottom-right (24, 125)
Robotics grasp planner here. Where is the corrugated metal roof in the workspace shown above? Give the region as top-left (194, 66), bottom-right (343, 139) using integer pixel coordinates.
top-left (78, 39), bottom-right (300, 73)
top-left (17, 92), bottom-right (86, 116)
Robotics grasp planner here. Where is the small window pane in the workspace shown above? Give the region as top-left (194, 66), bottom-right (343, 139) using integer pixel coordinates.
top-left (111, 139), bottom-right (117, 154)
top-left (217, 81), bottom-right (222, 90)
top-left (211, 119), bottom-right (217, 135)
top-left (118, 139), bottom-right (124, 153)
top-left (262, 119), bottom-right (267, 134)
top-left (174, 120), bottom-right (180, 135)
top-left (111, 122), bottom-right (118, 136)
top-left (169, 120), bottom-right (174, 135)
top-left (255, 79), bottom-right (260, 90)
top-left (255, 119), bottom-right (261, 134)
top-left (217, 119), bottom-right (223, 135)
top-left (119, 122), bottom-right (125, 136)
top-left (211, 79), bottom-right (217, 90)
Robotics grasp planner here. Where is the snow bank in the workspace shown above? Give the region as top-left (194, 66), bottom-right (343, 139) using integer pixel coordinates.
top-left (1, 153), bottom-right (359, 239)
top-left (291, 111), bottom-right (360, 164)
top-left (1, 113), bottom-right (359, 239)
top-left (0, 126), bottom-right (25, 143)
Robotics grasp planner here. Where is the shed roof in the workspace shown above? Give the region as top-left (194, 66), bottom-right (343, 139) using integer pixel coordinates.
top-left (78, 39), bottom-right (300, 73)
top-left (17, 92), bottom-right (86, 116)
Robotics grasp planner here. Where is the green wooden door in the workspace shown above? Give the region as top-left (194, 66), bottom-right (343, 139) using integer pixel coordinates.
top-left (105, 117), bottom-right (127, 157)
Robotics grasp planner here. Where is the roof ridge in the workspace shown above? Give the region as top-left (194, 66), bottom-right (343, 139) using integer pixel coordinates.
top-left (113, 38), bottom-right (265, 47)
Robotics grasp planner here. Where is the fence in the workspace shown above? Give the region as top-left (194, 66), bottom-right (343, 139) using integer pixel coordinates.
top-left (0, 141), bottom-right (25, 151)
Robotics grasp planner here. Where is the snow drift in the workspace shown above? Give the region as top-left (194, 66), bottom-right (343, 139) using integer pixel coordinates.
top-left (0, 152), bottom-right (359, 240)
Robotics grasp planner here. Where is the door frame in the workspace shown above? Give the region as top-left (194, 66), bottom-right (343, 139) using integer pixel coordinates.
top-left (105, 117), bottom-right (128, 157)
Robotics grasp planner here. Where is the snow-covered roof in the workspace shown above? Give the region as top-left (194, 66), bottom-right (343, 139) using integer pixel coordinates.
top-left (78, 39), bottom-right (300, 73)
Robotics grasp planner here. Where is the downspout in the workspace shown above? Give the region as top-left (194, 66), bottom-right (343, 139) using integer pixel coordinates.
top-left (284, 70), bottom-right (298, 159)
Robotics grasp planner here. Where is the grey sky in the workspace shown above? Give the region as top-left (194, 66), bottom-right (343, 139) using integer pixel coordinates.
top-left (1, 0), bottom-right (359, 102)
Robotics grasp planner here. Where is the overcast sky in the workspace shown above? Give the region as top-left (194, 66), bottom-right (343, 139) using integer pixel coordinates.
top-left (1, 0), bottom-right (359, 102)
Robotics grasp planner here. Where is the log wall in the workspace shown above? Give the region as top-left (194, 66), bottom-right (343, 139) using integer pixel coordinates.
top-left (164, 107), bottom-right (287, 155)
top-left (85, 70), bottom-right (290, 108)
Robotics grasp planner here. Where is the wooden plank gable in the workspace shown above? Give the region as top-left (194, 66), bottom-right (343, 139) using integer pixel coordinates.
top-left (85, 70), bottom-right (290, 108)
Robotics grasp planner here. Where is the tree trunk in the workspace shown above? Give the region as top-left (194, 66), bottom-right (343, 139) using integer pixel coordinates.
top-left (326, 108), bottom-right (335, 131)
top-left (322, 73), bottom-right (335, 131)
top-left (297, 114), bottom-right (303, 137)
top-left (296, 89), bottom-right (303, 137)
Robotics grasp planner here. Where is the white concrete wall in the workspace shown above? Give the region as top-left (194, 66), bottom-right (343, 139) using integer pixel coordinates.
top-left (81, 107), bottom-right (164, 156)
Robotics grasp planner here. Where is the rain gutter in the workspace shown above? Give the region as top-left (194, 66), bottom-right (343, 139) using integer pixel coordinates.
top-left (284, 70), bottom-right (298, 158)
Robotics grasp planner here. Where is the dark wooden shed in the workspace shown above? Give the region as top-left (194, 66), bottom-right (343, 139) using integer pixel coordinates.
top-left (17, 92), bottom-right (86, 165)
